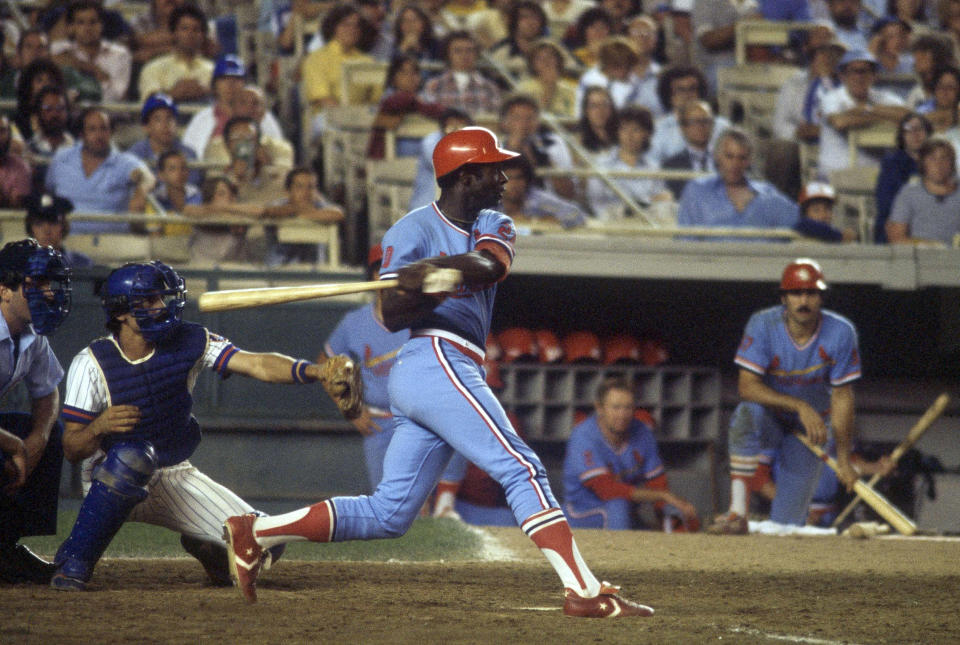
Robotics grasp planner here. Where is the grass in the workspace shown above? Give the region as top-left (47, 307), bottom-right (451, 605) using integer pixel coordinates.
top-left (21, 509), bottom-right (487, 562)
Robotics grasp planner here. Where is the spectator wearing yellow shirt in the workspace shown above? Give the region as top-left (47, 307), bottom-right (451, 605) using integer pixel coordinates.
top-left (301, 4), bottom-right (375, 117)
top-left (138, 4), bottom-right (214, 103)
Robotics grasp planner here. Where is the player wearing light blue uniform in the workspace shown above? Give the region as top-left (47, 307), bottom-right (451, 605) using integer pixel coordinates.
top-left (226, 128), bottom-right (654, 617)
top-left (563, 377), bottom-right (698, 530)
top-left (709, 259), bottom-right (861, 533)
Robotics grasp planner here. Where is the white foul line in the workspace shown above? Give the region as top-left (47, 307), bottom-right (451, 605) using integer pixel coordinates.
top-left (729, 626), bottom-right (863, 645)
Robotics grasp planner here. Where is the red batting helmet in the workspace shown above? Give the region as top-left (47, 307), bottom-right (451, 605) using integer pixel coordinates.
top-left (534, 329), bottom-right (563, 363)
top-left (498, 327), bottom-right (538, 363)
top-left (638, 338), bottom-right (669, 366)
top-left (368, 244), bottom-right (383, 267)
top-left (780, 258), bottom-right (828, 291)
top-left (602, 334), bottom-right (642, 365)
top-left (432, 127), bottom-right (519, 179)
top-left (561, 331), bottom-right (602, 363)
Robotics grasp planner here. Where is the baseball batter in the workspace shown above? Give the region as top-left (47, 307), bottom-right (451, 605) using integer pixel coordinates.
top-left (224, 127), bottom-right (653, 617)
top-left (709, 258), bottom-right (861, 534)
top-left (51, 261), bottom-right (360, 590)
top-left (563, 377), bottom-right (699, 531)
top-left (0, 240), bottom-right (71, 585)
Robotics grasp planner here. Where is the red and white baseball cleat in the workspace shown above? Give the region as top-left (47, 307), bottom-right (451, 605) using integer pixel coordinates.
top-left (563, 583), bottom-right (655, 618)
top-left (223, 514), bottom-right (266, 603)
top-left (706, 511), bottom-right (749, 535)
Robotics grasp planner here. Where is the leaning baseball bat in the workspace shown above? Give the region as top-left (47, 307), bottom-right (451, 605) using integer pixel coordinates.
top-left (197, 269), bottom-right (462, 313)
top-left (794, 433), bottom-right (917, 535)
top-left (831, 393), bottom-right (950, 527)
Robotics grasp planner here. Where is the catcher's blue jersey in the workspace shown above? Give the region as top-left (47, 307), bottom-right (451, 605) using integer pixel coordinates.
top-left (734, 305), bottom-right (861, 419)
top-left (379, 202), bottom-right (516, 349)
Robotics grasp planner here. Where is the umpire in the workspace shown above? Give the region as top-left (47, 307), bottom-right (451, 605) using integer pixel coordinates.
top-left (0, 239), bottom-right (72, 584)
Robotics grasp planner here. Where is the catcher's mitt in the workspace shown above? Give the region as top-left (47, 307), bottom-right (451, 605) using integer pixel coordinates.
top-left (320, 355), bottom-right (364, 419)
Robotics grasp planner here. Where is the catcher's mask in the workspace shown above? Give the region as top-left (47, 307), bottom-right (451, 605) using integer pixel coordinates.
top-left (101, 261), bottom-right (186, 343)
top-left (0, 238), bottom-right (72, 335)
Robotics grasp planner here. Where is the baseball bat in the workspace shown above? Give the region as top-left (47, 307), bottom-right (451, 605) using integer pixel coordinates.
top-left (794, 432), bottom-right (917, 535)
top-left (831, 393), bottom-right (950, 527)
top-left (197, 268), bottom-right (463, 313)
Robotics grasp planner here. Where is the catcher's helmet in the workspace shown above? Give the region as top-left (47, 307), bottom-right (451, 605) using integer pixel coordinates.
top-left (432, 127), bottom-right (519, 179)
top-left (101, 261), bottom-right (186, 342)
top-left (780, 258), bottom-right (827, 292)
top-left (0, 239), bottom-right (71, 335)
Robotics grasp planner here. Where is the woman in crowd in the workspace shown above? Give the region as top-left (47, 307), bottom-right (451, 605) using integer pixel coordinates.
top-left (391, 4), bottom-right (441, 63)
top-left (875, 111), bottom-right (933, 243)
top-left (488, 1), bottom-right (549, 76)
top-left (514, 39), bottom-right (578, 116)
top-left (565, 7), bottom-right (614, 68)
top-left (887, 137), bottom-right (960, 245)
top-left (366, 54), bottom-right (444, 160)
top-left (916, 65), bottom-right (960, 131)
top-left (577, 85), bottom-right (618, 157)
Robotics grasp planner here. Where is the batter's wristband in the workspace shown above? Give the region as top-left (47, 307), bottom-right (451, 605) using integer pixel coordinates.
top-left (292, 360), bottom-right (318, 384)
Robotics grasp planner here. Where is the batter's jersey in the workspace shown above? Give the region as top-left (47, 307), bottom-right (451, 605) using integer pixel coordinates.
top-left (324, 303), bottom-right (409, 411)
top-left (0, 315), bottom-right (63, 400)
top-left (61, 325), bottom-right (238, 465)
top-left (379, 202), bottom-right (516, 349)
top-left (563, 414), bottom-right (665, 509)
top-left (734, 305), bottom-right (861, 420)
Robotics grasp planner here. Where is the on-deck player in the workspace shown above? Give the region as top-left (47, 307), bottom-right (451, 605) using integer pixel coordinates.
top-left (708, 258), bottom-right (861, 534)
top-left (224, 127), bottom-right (654, 617)
top-left (0, 239), bottom-right (71, 584)
top-left (51, 261), bottom-right (358, 590)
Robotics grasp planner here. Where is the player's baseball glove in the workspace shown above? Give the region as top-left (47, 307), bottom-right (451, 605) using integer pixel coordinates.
top-left (320, 355), bottom-right (364, 420)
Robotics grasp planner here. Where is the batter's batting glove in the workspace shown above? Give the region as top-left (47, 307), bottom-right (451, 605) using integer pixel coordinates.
top-left (319, 355), bottom-right (365, 420)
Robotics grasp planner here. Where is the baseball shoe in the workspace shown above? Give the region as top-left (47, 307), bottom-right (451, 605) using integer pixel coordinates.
top-left (180, 534), bottom-right (232, 587)
top-left (223, 514), bottom-right (265, 603)
top-left (0, 543), bottom-right (56, 584)
top-left (50, 572), bottom-right (87, 591)
top-left (706, 512), bottom-right (749, 535)
top-left (563, 583), bottom-right (654, 618)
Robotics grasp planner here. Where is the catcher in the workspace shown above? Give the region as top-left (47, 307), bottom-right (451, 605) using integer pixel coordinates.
top-left (50, 261), bottom-right (361, 590)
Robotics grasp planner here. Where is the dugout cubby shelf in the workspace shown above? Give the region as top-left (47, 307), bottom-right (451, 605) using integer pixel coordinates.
top-left (498, 365), bottom-right (721, 442)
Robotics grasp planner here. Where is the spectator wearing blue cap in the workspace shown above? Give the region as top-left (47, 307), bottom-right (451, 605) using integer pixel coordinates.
top-left (127, 93), bottom-right (202, 186)
top-left (818, 49), bottom-right (909, 175)
top-left (181, 54), bottom-right (286, 160)
top-left (23, 193), bottom-right (93, 268)
top-left (138, 4), bottom-right (214, 103)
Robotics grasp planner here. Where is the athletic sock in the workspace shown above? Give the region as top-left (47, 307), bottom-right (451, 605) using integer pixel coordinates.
top-left (432, 480), bottom-right (459, 516)
top-left (521, 508), bottom-right (601, 598)
top-left (251, 500), bottom-right (335, 548)
top-left (729, 455), bottom-right (758, 517)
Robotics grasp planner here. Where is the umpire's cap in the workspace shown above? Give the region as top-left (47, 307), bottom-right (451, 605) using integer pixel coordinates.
top-left (780, 258), bottom-right (828, 292)
top-left (433, 127), bottom-right (519, 180)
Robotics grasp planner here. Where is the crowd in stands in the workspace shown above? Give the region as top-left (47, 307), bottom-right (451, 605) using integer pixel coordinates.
top-left (2, 0), bottom-right (960, 268)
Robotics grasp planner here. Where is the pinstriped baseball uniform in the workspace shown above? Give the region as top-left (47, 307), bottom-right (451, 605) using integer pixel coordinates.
top-left (62, 331), bottom-right (253, 543)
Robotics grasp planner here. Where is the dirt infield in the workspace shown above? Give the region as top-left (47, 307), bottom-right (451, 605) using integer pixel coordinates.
top-left (3, 529), bottom-right (958, 644)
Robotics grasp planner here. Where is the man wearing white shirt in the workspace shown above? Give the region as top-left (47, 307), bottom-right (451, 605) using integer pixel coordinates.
top-left (648, 65), bottom-right (731, 164)
top-left (818, 50), bottom-right (909, 176)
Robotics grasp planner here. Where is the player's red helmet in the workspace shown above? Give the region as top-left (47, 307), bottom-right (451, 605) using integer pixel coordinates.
top-left (432, 127), bottom-right (519, 179)
top-left (499, 327), bottom-right (538, 362)
top-left (485, 334), bottom-right (503, 361)
top-left (602, 334), bottom-right (642, 364)
top-left (534, 329), bottom-right (563, 363)
top-left (780, 258), bottom-right (828, 292)
top-left (561, 331), bottom-right (602, 363)
top-left (368, 244), bottom-right (383, 267)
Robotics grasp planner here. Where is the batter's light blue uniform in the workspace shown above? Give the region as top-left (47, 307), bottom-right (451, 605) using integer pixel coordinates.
top-left (324, 303), bottom-right (408, 491)
top-left (326, 202), bottom-right (559, 541)
top-left (730, 305), bottom-right (861, 525)
top-left (562, 414), bottom-right (666, 530)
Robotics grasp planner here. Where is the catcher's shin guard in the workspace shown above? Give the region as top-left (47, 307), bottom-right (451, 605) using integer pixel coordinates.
top-left (53, 442), bottom-right (157, 584)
